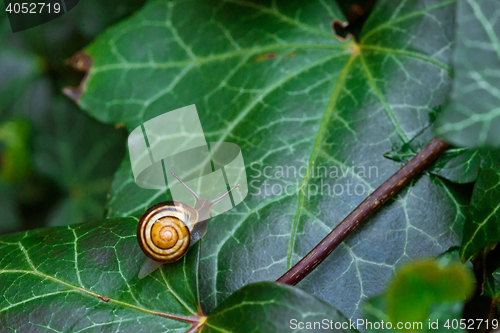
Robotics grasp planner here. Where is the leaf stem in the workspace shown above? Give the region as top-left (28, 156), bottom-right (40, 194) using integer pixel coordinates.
top-left (276, 136), bottom-right (449, 286)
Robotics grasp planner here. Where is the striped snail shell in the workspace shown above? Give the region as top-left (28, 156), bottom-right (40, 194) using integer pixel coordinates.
top-left (137, 173), bottom-right (240, 278)
top-left (137, 201), bottom-right (197, 263)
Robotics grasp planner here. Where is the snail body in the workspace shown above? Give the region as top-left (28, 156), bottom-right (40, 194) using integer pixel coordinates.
top-left (137, 173), bottom-right (240, 278)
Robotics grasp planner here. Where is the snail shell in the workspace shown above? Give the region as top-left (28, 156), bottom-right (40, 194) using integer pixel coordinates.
top-left (137, 201), bottom-right (198, 263)
top-left (136, 173), bottom-right (240, 278)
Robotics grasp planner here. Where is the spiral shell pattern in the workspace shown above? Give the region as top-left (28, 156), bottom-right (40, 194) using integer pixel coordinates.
top-left (137, 201), bottom-right (198, 262)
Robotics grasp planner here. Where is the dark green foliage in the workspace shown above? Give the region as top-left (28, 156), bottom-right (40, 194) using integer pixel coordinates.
top-left (1, 0), bottom-right (500, 331)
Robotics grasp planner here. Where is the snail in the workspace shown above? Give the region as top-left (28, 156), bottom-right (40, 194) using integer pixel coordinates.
top-left (137, 173), bottom-right (240, 278)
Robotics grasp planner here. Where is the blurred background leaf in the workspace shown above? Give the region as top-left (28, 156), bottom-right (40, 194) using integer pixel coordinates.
top-left (362, 255), bottom-right (475, 333)
top-left (483, 247), bottom-right (500, 299)
top-left (0, 0), bottom-right (146, 233)
top-left (0, 118), bottom-right (33, 183)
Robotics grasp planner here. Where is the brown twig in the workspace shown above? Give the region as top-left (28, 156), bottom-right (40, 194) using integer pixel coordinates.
top-left (276, 136), bottom-right (449, 286)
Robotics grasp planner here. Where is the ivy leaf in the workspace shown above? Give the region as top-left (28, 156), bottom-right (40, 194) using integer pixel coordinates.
top-left (68, 0), bottom-right (147, 39)
top-left (384, 126), bottom-right (480, 184)
top-left (364, 297), bottom-right (465, 333)
top-left (362, 258), bottom-right (474, 333)
top-left (0, 221), bottom-right (357, 332)
top-left (70, 0), bottom-right (468, 321)
top-left (203, 282), bottom-right (357, 333)
top-left (460, 150), bottom-right (500, 261)
top-left (435, 0), bottom-right (500, 147)
top-left (384, 260), bottom-right (473, 327)
top-left (0, 218), bottom-right (202, 332)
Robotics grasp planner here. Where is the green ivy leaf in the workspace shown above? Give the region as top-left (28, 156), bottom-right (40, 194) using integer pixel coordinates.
top-left (435, 0), bottom-right (500, 147)
top-left (364, 297), bottom-right (465, 333)
top-left (385, 260), bottom-right (473, 327)
top-left (0, 221), bottom-right (358, 332)
top-left (460, 150), bottom-right (500, 261)
top-left (203, 282), bottom-right (357, 333)
top-left (71, 0), bottom-right (469, 320)
top-left (384, 127), bottom-right (480, 184)
top-left (0, 218), bottom-right (202, 332)
top-left (362, 258), bottom-right (474, 333)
